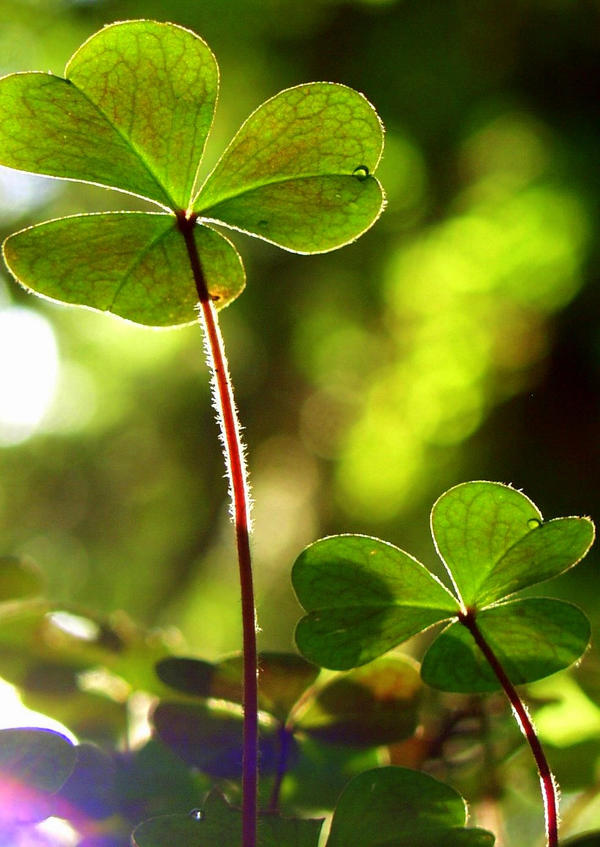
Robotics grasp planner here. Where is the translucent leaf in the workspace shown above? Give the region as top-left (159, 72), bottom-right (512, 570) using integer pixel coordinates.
top-left (472, 516), bottom-right (594, 607)
top-left (156, 652), bottom-right (319, 722)
top-left (155, 656), bottom-right (216, 697)
top-left (198, 174), bottom-right (383, 254)
top-left (421, 598), bottom-right (591, 693)
top-left (56, 743), bottom-right (117, 820)
top-left (253, 653), bottom-right (320, 720)
top-left (115, 740), bottom-right (204, 821)
top-left (0, 728), bottom-right (76, 823)
top-left (152, 701), bottom-right (283, 778)
top-left (1, 24), bottom-right (385, 327)
top-left (326, 767), bottom-right (495, 847)
top-left (0, 728), bottom-right (76, 793)
top-left (283, 737), bottom-right (380, 812)
top-left (297, 656), bottom-right (421, 746)
top-left (132, 790), bottom-right (323, 847)
top-left (431, 481), bottom-right (594, 607)
top-left (3, 213), bottom-right (245, 327)
top-left (293, 535), bottom-right (458, 670)
top-left (194, 83), bottom-right (385, 252)
top-left (0, 21), bottom-right (218, 209)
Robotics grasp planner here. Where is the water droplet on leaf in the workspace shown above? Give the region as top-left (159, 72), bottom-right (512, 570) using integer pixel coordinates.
top-left (352, 165), bottom-right (370, 181)
top-left (189, 808), bottom-right (204, 821)
top-left (527, 518), bottom-right (542, 529)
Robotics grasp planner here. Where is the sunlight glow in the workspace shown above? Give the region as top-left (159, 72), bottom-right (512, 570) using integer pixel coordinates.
top-left (48, 611), bottom-right (100, 642)
top-left (0, 307), bottom-right (59, 446)
top-left (0, 678), bottom-right (74, 736)
top-left (35, 818), bottom-right (78, 846)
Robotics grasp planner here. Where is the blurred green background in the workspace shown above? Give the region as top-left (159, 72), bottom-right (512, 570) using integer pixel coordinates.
top-left (1, 0), bottom-right (599, 660)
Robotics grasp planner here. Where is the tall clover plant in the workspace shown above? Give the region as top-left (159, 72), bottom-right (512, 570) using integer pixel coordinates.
top-left (0, 19), bottom-right (384, 847)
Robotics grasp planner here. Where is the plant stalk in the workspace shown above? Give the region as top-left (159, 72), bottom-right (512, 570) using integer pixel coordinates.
top-left (459, 609), bottom-right (558, 847)
top-left (177, 211), bottom-right (258, 847)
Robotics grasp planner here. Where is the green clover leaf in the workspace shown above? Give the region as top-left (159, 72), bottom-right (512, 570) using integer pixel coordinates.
top-left (131, 790), bottom-right (323, 847)
top-left (193, 82), bottom-right (384, 252)
top-left (293, 534), bottom-right (459, 670)
top-left (131, 769), bottom-right (493, 847)
top-left (293, 482), bottom-right (595, 692)
top-left (421, 597), bottom-right (591, 693)
top-left (431, 481), bottom-right (593, 607)
top-left (326, 767), bottom-right (494, 847)
top-left (0, 20), bottom-right (384, 327)
top-left (0, 728), bottom-right (76, 823)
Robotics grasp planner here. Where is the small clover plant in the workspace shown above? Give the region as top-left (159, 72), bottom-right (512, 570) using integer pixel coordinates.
top-left (293, 480), bottom-right (596, 847)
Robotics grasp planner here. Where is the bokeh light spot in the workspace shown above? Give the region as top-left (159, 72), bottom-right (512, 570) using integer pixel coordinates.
top-left (0, 307), bottom-right (59, 446)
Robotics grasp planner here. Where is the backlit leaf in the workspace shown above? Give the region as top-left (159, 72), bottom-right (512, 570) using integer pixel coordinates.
top-left (194, 83), bottom-right (384, 252)
top-left (155, 656), bottom-right (217, 697)
top-left (56, 743), bottom-right (117, 820)
top-left (216, 652), bottom-right (321, 722)
top-left (471, 516), bottom-right (594, 607)
top-left (156, 652), bottom-right (319, 723)
top-left (0, 728), bottom-right (76, 823)
top-left (0, 21), bottom-right (218, 209)
top-left (3, 213), bottom-right (245, 326)
top-left (432, 482), bottom-right (594, 608)
top-left (283, 737), bottom-right (380, 812)
top-left (1, 21), bottom-right (385, 325)
top-left (132, 790), bottom-right (323, 847)
top-left (326, 767), bottom-right (495, 846)
top-left (115, 739), bottom-right (205, 821)
top-left (431, 481), bottom-right (542, 607)
top-left (152, 701), bottom-right (282, 778)
top-left (297, 656), bottom-right (421, 746)
top-left (293, 535), bottom-right (458, 670)
top-left (421, 598), bottom-right (591, 693)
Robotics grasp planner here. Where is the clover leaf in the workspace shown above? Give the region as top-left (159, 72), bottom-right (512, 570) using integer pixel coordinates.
top-left (153, 651), bottom-right (422, 790)
top-left (293, 534), bottom-right (459, 670)
top-left (131, 790), bottom-right (323, 847)
top-left (131, 770), bottom-right (493, 847)
top-left (0, 20), bottom-right (384, 327)
top-left (0, 728), bottom-right (76, 823)
top-left (293, 481), bottom-right (594, 692)
top-left (326, 767), bottom-right (494, 847)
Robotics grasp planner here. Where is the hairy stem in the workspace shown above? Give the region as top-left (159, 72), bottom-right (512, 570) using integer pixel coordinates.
top-left (459, 609), bottom-right (558, 847)
top-left (177, 211), bottom-right (258, 847)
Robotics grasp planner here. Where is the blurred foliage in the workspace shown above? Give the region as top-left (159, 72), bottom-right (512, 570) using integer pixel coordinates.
top-left (2, 0), bottom-right (600, 842)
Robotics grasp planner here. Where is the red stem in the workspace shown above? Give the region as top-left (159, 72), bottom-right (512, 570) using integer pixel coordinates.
top-left (177, 211), bottom-right (258, 847)
top-left (459, 609), bottom-right (558, 847)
